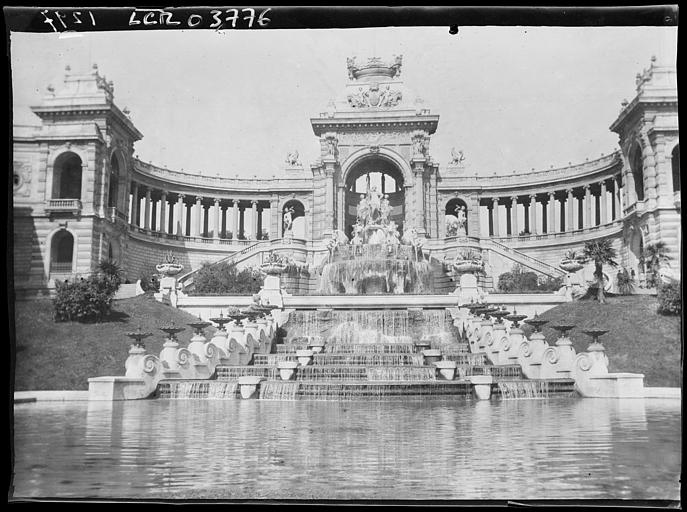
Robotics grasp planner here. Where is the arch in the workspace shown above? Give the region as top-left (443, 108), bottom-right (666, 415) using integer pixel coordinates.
top-left (108, 150), bottom-right (125, 208)
top-left (343, 154), bottom-right (406, 237)
top-left (629, 143), bottom-right (644, 202)
top-left (671, 143), bottom-right (680, 193)
top-left (282, 199), bottom-right (306, 238)
top-left (52, 151), bottom-right (83, 199)
top-left (49, 229), bottom-right (75, 274)
top-left (340, 146), bottom-right (413, 187)
top-left (445, 197), bottom-right (469, 236)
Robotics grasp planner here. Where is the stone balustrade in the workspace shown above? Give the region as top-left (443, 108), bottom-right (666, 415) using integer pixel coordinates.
top-left (456, 306), bottom-right (645, 398)
top-left (88, 308), bottom-right (286, 401)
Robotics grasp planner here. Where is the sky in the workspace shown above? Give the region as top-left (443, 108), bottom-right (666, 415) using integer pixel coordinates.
top-left (10, 25), bottom-right (677, 178)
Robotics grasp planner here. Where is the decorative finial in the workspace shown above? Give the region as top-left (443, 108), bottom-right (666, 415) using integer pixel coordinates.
top-left (123, 107), bottom-right (130, 115)
top-left (65, 64), bottom-right (71, 72)
top-left (46, 84), bottom-right (54, 93)
top-left (651, 55), bottom-right (657, 62)
top-left (92, 63), bottom-right (98, 70)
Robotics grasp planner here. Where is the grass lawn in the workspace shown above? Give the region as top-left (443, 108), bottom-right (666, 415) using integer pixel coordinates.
top-left (520, 294), bottom-right (682, 387)
top-left (12, 293), bottom-right (216, 391)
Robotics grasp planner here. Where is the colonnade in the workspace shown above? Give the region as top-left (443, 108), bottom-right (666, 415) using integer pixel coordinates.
top-left (483, 176), bottom-right (623, 237)
top-left (128, 185), bottom-right (275, 241)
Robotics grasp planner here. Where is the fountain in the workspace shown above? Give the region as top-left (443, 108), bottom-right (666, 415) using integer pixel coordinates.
top-left (317, 185), bottom-right (432, 294)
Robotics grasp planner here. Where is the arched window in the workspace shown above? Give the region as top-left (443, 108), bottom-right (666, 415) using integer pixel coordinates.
top-left (445, 198), bottom-right (468, 236)
top-left (282, 200), bottom-right (306, 238)
top-left (630, 145), bottom-right (645, 202)
top-left (671, 144), bottom-right (680, 193)
top-left (108, 154), bottom-right (120, 208)
top-left (50, 230), bottom-right (74, 273)
top-left (52, 152), bottom-right (83, 199)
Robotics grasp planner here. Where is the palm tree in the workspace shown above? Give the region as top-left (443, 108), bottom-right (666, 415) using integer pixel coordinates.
top-left (583, 239), bottom-right (618, 304)
top-left (642, 241), bottom-right (672, 288)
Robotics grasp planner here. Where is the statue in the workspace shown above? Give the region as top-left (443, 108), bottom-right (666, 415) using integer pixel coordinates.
top-left (412, 138), bottom-right (425, 157)
top-left (325, 136), bottom-right (338, 157)
top-left (368, 186), bottom-right (382, 222)
top-left (283, 207), bottom-right (294, 232)
top-left (356, 193), bottom-right (369, 223)
top-left (380, 194), bottom-right (392, 224)
top-left (285, 150), bottom-right (300, 166)
top-left (347, 57), bottom-right (356, 80)
top-left (450, 147), bottom-right (465, 165)
top-left (455, 205), bottom-right (467, 235)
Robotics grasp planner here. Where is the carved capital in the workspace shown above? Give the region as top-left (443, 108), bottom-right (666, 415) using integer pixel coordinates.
top-left (232, 199), bottom-right (239, 207)
top-left (583, 184), bottom-right (591, 192)
top-left (251, 199), bottom-right (258, 206)
top-left (565, 188), bottom-right (574, 195)
top-left (548, 190), bottom-right (556, 198)
top-left (177, 193), bottom-right (185, 201)
top-left (213, 197), bottom-right (221, 204)
top-left (195, 195), bottom-right (203, 203)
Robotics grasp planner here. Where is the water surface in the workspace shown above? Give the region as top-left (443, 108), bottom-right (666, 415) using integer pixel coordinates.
top-left (12, 397), bottom-right (681, 500)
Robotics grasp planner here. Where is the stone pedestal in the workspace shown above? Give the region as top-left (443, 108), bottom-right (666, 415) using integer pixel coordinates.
top-left (277, 361), bottom-right (299, 381)
top-left (540, 336), bottom-right (576, 379)
top-left (296, 349), bottom-right (314, 366)
top-left (238, 376), bottom-right (264, 399)
top-left (258, 275), bottom-right (284, 307)
top-left (422, 349), bottom-right (442, 365)
top-left (518, 331), bottom-right (549, 380)
top-left (434, 360), bottom-right (457, 380)
top-left (468, 375), bottom-right (493, 400)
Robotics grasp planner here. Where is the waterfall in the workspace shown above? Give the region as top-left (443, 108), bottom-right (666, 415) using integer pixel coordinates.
top-left (160, 381), bottom-right (238, 399)
top-left (259, 381), bottom-right (300, 400)
top-left (497, 380), bottom-right (550, 399)
top-left (366, 366), bottom-right (436, 382)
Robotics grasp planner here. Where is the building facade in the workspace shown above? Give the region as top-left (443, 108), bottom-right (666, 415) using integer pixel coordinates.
top-left (12, 56), bottom-right (679, 296)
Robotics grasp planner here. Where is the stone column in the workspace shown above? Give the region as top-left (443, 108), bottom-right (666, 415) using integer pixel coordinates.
top-left (176, 193), bottom-right (185, 236)
top-left (529, 194), bottom-right (537, 235)
top-left (584, 184), bottom-right (592, 228)
top-left (548, 191), bottom-right (556, 233)
top-left (270, 198), bottom-right (279, 239)
top-left (510, 196), bottom-right (518, 236)
top-left (213, 198), bottom-right (221, 239)
top-left (160, 191), bottom-right (167, 234)
top-left (232, 200), bottom-right (239, 240)
top-left (566, 188), bottom-right (574, 231)
top-left (257, 205), bottom-right (263, 239)
top-left (239, 205), bottom-right (246, 239)
top-left (600, 180), bottom-right (608, 224)
top-left (337, 185), bottom-right (345, 232)
top-left (414, 168), bottom-right (425, 235)
top-left (131, 182), bottom-right (139, 226)
top-left (612, 176), bottom-right (619, 220)
top-left (251, 200), bottom-right (258, 240)
top-left (143, 188), bottom-right (151, 230)
top-left (192, 196), bottom-right (202, 236)
top-left (491, 197), bottom-right (500, 236)
top-left (324, 166), bottom-right (335, 235)
top-left (151, 198), bottom-right (157, 231)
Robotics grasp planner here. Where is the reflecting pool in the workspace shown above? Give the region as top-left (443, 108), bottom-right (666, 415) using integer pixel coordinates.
top-left (12, 398), bottom-right (681, 500)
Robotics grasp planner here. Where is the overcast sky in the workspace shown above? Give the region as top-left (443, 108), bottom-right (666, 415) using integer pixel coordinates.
top-left (11, 25), bottom-right (677, 178)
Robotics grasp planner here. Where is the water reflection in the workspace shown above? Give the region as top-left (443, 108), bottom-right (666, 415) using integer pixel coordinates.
top-left (12, 398), bottom-right (680, 500)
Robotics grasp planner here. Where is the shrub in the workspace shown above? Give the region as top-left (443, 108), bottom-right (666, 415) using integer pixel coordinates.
top-left (657, 281), bottom-right (681, 316)
top-left (53, 274), bottom-right (118, 322)
top-left (193, 261), bottom-right (262, 295)
top-left (497, 264), bottom-right (560, 293)
top-left (616, 268), bottom-right (636, 295)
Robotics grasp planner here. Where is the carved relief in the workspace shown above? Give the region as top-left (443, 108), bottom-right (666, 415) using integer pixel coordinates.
top-left (347, 83), bottom-right (402, 109)
top-left (13, 161), bottom-right (32, 196)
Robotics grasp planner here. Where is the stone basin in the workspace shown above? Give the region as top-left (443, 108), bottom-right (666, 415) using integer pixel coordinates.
top-left (238, 376), bottom-right (265, 399)
top-left (466, 375), bottom-right (493, 400)
top-left (433, 360), bottom-right (458, 380)
top-left (421, 349), bottom-right (442, 365)
top-left (277, 361), bottom-right (299, 380)
top-left (296, 349), bottom-right (314, 366)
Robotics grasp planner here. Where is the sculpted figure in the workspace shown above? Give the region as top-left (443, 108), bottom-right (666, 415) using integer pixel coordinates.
top-left (368, 186), bottom-right (382, 222)
top-left (285, 150), bottom-right (300, 166)
top-left (450, 147), bottom-right (465, 165)
top-left (413, 138), bottom-right (425, 156)
top-left (356, 193), bottom-right (369, 223)
top-left (283, 207), bottom-right (294, 232)
top-left (380, 194), bottom-right (392, 224)
top-left (456, 205), bottom-right (467, 234)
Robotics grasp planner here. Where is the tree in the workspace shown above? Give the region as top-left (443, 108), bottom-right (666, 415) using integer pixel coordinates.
top-left (583, 239), bottom-right (618, 304)
top-left (642, 241), bottom-right (672, 288)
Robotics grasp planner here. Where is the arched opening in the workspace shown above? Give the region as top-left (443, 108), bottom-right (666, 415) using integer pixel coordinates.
top-left (630, 144), bottom-right (645, 202)
top-left (108, 154), bottom-right (120, 208)
top-left (345, 156), bottom-right (405, 238)
top-left (52, 152), bottom-right (83, 199)
top-left (50, 230), bottom-right (74, 274)
top-left (671, 144), bottom-right (680, 193)
top-left (282, 200), bottom-right (305, 238)
top-left (445, 198), bottom-right (468, 236)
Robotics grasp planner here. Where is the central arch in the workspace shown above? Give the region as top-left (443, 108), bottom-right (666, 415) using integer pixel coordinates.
top-left (343, 154), bottom-right (406, 238)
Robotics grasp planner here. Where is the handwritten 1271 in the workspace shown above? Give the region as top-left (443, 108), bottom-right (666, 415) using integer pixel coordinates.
top-left (40, 8), bottom-right (271, 32)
